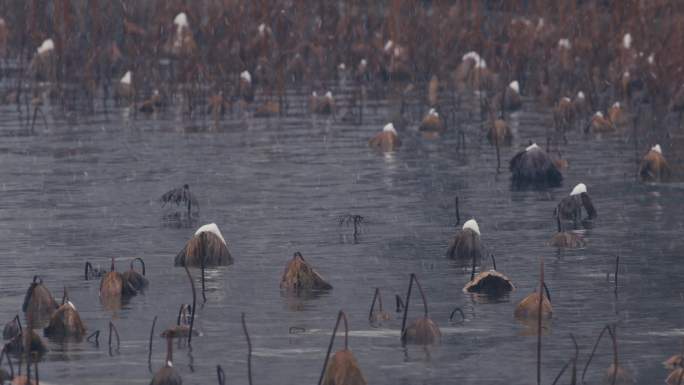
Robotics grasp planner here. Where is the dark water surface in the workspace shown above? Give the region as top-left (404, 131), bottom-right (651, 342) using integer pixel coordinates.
top-left (0, 88), bottom-right (683, 385)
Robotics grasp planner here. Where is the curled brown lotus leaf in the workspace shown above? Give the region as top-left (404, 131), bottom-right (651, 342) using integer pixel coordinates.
top-left (280, 253), bottom-right (332, 291)
top-left (44, 304), bottom-right (86, 339)
top-left (463, 270), bottom-right (515, 294)
top-left (514, 292), bottom-right (552, 320)
top-left (321, 349), bottom-right (367, 385)
top-left (175, 232), bottom-right (233, 267)
top-left (403, 317), bottom-right (441, 345)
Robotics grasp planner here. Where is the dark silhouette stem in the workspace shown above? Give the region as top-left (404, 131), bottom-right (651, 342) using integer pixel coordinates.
top-left (395, 295), bottom-right (404, 313)
top-left (537, 257), bottom-right (544, 385)
top-left (109, 321), bottom-right (120, 350)
top-left (148, 316), bottom-right (157, 372)
top-left (84, 261), bottom-right (93, 280)
top-left (449, 307), bottom-right (465, 323)
top-left (131, 257), bottom-right (146, 276)
top-left (183, 264), bottom-right (197, 344)
top-left (581, 324), bottom-right (613, 382)
top-left (318, 310), bottom-right (350, 385)
top-left (217, 365), bottom-right (226, 385)
top-left (369, 288), bottom-right (381, 321)
top-left (455, 196), bottom-right (460, 225)
top-left (614, 255), bottom-right (619, 293)
top-left (242, 313), bottom-right (253, 385)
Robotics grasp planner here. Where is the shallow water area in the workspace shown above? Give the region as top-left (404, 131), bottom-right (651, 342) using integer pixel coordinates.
top-left (0, 84), bottom-right (682, 385)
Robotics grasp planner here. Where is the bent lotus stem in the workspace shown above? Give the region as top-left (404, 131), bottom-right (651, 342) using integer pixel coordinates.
top-left (131, 257), bottom-right (146, 276)
top-left (14, 315), bottom-right (22, 335)
top-left (318, 310), bottom-right (350, 385)
top-left (608, 326), bottom-right (618, 385)
top-left (570, 333), bottom-right (579, 385)
top-left (183, 264), bottom-right (197, 344)
top-left (543, 282), bottom-right (551, 302)
top-left (449, 307), bottom-right (465, 323)
top-left (400, 274), bottom-right (430, 343)
top-left (470, 251), bottom-right (477, 281)
top-left (581, 324), bottom-right (614, 382)
top-left (176, 304), bottom-right (189, 326)
top-left (551, 359), bottom-right (571, 385)
top-left (395, 294), bottom-right (404, 313)
top-left (109, 321), bottom-right (120, 351)
top-left (165, 336), bottom-right (173, 367)
top-left (242, 313), bottom-right (253, 385)
top-left (455, 196), bottom-right (460, 225)
top-left (537, 257), bottom-right (544, 385)
top-left (0, 344), bottom-right (14, 378)
top-left (490, 253), bottom-right (497, 270)
top-left (61, 286), bottom-right (68, 305)
top-left (33, 356), bottom-right (39, 385)
top-left (368, 288), bottom-right (382, 321)
top-left (614, 255), bottom-right (619, 293)
top-left (86, 330), bottom-right (100, 345)
top-left (217, 365), bottom-right (226, 385)
top-left (148, 316), bottom-right (157, 372)
top-left (84, 261), bottom-right (94, 280)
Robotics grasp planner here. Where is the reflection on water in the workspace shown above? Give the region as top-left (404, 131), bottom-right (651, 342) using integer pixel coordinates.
top-left (0, 86), bottom-right (681, 385)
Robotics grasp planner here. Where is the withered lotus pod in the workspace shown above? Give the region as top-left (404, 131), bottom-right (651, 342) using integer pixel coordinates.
top-left (280, 252), bottom-right (332, 292)
top-left (318, 310), bottom-right (367, 385)
top-left (22, 276), bottom-right (58, 327)
top-left (175, 223), bottom-right (233, 267)
top-left (400, 274), bottom-right (441, 345)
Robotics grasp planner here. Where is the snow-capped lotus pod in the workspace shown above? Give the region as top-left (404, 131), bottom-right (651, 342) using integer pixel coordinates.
top-left (175, 223), bottom-right (233, 267)
top-left (280, 252), bottom-right (332, 292)
top-left (44, 301), bottom-right (86, 339)
top-left (555, 183), bottom-right (597, 222)
top-left (368, 123), bottom-right (401, 152)
top-left (509, 143), bottom-right (563, 187)
top-left (639, 144), bottom-right (670, 182)
top-left (418, 108), bottom-right (445, 133)
top-left (446, 218), bottom-right (482, 261)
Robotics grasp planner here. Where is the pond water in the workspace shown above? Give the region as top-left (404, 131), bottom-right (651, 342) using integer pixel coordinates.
top-left (0, 83), bottom-right (682, 385)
